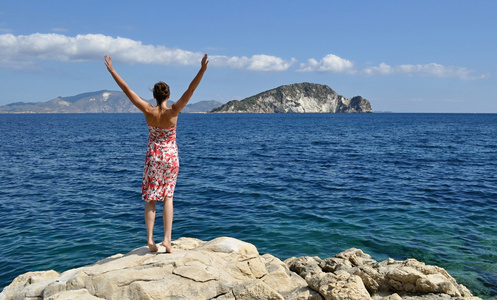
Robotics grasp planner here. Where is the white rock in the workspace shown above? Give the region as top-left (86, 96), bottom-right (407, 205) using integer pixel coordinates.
top-left (0, 237), bottom-right (314, 300)
top-left (1, 238), bottom-right (481, 300)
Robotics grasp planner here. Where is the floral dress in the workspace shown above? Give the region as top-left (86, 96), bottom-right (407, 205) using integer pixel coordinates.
top-left (142, 125), bottom-right (179, 202)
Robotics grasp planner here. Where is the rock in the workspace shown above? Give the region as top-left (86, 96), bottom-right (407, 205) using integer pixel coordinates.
top-left (211, 82), bottom-right (373, 113)
top-left (0, 237), bottom-right (316, 300)
top-left (232, 280), bottom-right (284, 300)
top-left (262, 254), bottom-right (322, 300)
top-left (0, 238), bottom-right (480, 300)
top-left (287, 248), bottom-right (481, 300)
top-left (0, 271), bottom-right (60, 300)
top-left (46, 289), bottom-right (104, 300)
top-left (286, 256), bottom-right (371, 300)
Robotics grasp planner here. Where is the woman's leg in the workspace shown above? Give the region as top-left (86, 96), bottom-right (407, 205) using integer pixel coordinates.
top-left (162, 196), bottom-right (174, 253)
top-left (145, 200), bottom-right (158, 252)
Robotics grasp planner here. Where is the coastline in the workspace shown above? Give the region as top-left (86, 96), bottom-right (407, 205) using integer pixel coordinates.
top-left (0, 237), bottom-right (481, 300)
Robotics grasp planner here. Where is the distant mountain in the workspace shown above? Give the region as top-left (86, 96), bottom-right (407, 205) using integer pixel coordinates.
top-left (211, 82), bottom-right (373, 113)
top-left (0, 91), bottom-right (223, 113)
top-left (181, 100), bottom-right (223, 113)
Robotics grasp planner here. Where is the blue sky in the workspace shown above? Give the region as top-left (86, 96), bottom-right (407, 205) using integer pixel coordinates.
top-left (0, 0), bottom-right (495, 112)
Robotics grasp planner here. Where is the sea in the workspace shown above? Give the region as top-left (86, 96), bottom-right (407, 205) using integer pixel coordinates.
top-left (0, 113), bottom-right (496, 298)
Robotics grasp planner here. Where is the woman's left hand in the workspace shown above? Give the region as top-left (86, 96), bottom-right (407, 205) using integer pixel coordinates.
top-left (104, 55), bottom-right (114, 72)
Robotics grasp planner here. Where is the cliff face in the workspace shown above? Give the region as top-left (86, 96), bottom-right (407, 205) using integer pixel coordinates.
top-left (212, 82), bottom-right (373, 113)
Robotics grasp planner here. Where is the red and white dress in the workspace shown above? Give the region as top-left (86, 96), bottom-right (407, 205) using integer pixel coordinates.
top-left (142, 125), bottom-right (179, 202)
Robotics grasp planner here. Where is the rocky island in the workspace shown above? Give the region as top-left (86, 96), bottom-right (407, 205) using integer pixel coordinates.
top-left (211, 83), bottom-right (373, 113)
top-left (0, 237), bottom-right (479, 300)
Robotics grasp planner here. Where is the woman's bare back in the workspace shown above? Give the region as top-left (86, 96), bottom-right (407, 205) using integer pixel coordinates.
top-left (144, 105), bottom-right (179, 129)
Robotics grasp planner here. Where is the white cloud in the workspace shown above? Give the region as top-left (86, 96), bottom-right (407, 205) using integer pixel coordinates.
top-left (0, 33), bottom-right (294, 72)
top-left (299, 53), bottom-right (486, 80)
top-left (361, 63), bottom-right (394, 75)
top-left (0, 33), bottom-right (486, 79)
top-left (0, 33), bottom-right (203, 66)
top-left (298, 54), bottom-right (354, 73)
top-left (362, 62), bottom-right (486, 80)
top-left (210, 54), bottom-right (296, 71)
top-left (247, 54), bottom-right (297, 71)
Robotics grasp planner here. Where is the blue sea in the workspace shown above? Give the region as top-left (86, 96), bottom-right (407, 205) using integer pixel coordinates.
top-left (0, 113), bottom-right (496, 298)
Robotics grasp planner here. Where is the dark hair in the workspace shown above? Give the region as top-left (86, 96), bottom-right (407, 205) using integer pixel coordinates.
top-left (153, 81), bottom-right (170, 109)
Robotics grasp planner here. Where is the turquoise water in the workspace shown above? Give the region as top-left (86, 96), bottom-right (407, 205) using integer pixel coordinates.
top-left (0, 113), bottom-right (496, 298)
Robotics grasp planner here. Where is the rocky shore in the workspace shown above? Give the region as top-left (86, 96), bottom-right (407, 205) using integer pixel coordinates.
top-left (0, 237), bottom-right (480, 300)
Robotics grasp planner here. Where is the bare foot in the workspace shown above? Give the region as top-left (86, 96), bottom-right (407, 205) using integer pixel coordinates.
top-left (162, 241), bottom-right (173, 253)
top-left (148, 243), bottom-right (159, 252)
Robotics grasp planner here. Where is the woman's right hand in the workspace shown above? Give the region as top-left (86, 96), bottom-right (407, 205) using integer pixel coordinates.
top-left (201, 54), bottom-right (209, 70)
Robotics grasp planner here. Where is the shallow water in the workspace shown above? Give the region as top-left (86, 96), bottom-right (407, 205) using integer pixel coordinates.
top-left (0, 113), bottom-right (496, 298)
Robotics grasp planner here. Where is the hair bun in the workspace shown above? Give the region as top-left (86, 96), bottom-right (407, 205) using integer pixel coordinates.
top-left (153, 81), bottom-right (170, 101)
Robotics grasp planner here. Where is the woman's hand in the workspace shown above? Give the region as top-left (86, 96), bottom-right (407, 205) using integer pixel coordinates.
top-left (171, 54), bottom-right (209, 114)
top-left (201, 54), bottom-right (209, 70)
top-left (104, 54), bottom-right (151, 113)
top-left (104, 55), bottom-right (114, 72)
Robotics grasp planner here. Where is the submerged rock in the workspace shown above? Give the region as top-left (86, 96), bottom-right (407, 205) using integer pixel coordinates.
top-left (0, 237), bottom-right (480, 300)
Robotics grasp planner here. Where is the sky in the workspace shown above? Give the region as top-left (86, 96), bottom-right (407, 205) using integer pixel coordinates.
top-left (0, 0), bottom-right (496, 113)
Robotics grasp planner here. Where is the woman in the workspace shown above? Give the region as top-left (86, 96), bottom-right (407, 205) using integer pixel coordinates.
top-left (105, 54), bottom-right (208, 253)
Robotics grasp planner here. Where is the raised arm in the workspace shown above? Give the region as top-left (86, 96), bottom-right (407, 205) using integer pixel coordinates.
top-left (104, 55), bottom-right (152, 113)
top-left (171, 54), bottom-right (209, 114)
